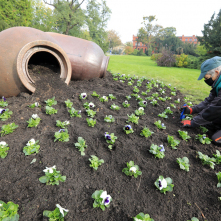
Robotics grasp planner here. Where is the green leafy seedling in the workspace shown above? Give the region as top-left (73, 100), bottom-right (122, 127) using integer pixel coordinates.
top-left (45, 96), bottom-right (57, 107)
top-left (198, 151), bottom-right (216, 169)
top-left (127, 113), bottom-right (139, 124)
top-left (86, 118), bottom-right (96, 127)
top-left (122, 161), bottom-right (142, 178)
top-left (54, 129), bottom-right (69, 142)
top-left (140, 127), bottom-right (154, 138)
top-left (0, 122), bottom-right (18, 137)
top-left (89, 155), bottom-right (104, 170)
top-left (0, 200), bottom-right (19, 221)
top-left (178, 130), bottom-right (191, 141)
top-left (177, 157), bottom-right (190, 172)
top-left (46, 106), bottom-right (58, 115)
top-left (133, 212), bottom-right (154, 221)
top-left (167, 135), bottom-right (180, 149)
top-left (75, 137), bottom-right (87, 155)
top-left (0, 109), bottom-right (13, 121)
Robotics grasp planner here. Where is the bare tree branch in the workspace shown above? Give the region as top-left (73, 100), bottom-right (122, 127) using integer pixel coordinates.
top-left (43, 0), bottom-right (57, 9)
top-left (73, 0), bottom-right (85, 12)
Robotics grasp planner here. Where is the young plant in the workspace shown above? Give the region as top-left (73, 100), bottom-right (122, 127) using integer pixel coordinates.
top-left (167, 135), bottom-right (180, 149)
top-left (216, 172), bottom-right (221, 187)
top-left (199, 126), bottom-right (208, 133)
top-left (128, 81), bottom-right (133, 86)
top-left (127, 113), bottom-right (139, 124)
top-left (123, 125), bottom-right (134, 134)
top-left (104, 115), bottom-right (115, 123)
top-left (75, 137), bottom-right (87, 155)
top-left (86, 118), bottom-right (96, 127)
top-left (86, 109), bottom-right (96, 118)
top-left (27, 114), bottom-right (41, 127)
top-left (109, 94), bottom-right (116, 100)
top-left (176, 157), bottom-right (190, 172)
top-left (146, 96), bottom-right (154, 101)
top-left (79, 92), bottom-right (87, 100)
top-left (122, 161), bottom-right (142, 178)
top-left (0, 108), bottom-right (13, 121)
top-left (154, 120), bottom-right (166, 129)
top-left (126, 95), bottom-right (131, 100)
top-left (138, 100), bottom-right (147, 108)
top-left (133, 86), bottom-right (139, 93)
top-left (158, 112), bottom-right (168, 119)
top-left (140, 127), bottom-right (154, 138)
top-left (89, 155), bottom-right (104, 170)
top-left (150, 99), bottom-right (158, 106)
top-left (0, 122), bottom-right (18, 136)
top-left (69, 108), bottom-right (82, 117)
top-left (158, 97), bottom-right (166, 102)
top-left (99, 96), bottom-right (108, 102)
top-left (54, 129), bottom-right (69, 142)
top-left (198, 151), bottom-right (216, 169)
top-left (43, 204), bottom-right (68, 220)
top-left (174, 98), bottom-right (180, 104)
top-left (195, 134), bottom-right (212, 144)
top-left (187, 218), bottom-right (199, 221)
top-left (0, 141), bottom-right (9, 158)
top-left (65, 99), bottom-right (73, 109)
top-left (164, 107), bottom-right (173, 114)
top-left (136, 95), bottom-right (143, 101)
top-left (184, 114), bottom-right (193, 120)
top-left (122, 100), bottom-right (130, 108)
top-left (92, 190), bottom-right (112, 211)
top-left (113, 77), bottom-right (118, 81)
top-left (104, 132), bottom-right (117, 149)
top-left (45, 96), bottom-right (57, 106)
top-left (0, 96), bottom-right (8, 107)
top-left (141, 91), bottom-right (148, 96)
top-left (46, 106), bottom-right (58, 115)
top-left (187, 101), bottom-right (193, 106)
top-left (171, 92), bottom-right (176, 96)
top-left (135, 107), bottom-right (145, 116)
top-left (28, 102), bottom-right (41, 108)
top-left (83, 102), bottom-right (95, 109)
top-left (133, 213), bottom-right (154, 221)
top-left (56, 120), bottom-right (70, 129)
top-left (170, 103), bottom-right (176, 108)
top-left (0, 200), bottom-right (19, 221)
top-left (39, 165), bottom-right (66, 185)
top-left (178, 130), bottom-right (191, 141)
top-left (91, 91), bottom-right (100, 97)
top-left (23, 139), bottom-right (40, 156)
top-left (152, 92), bottom-right (159, 97)
top-left (155, 175), bottom-right (174, 194)
top-left (166, 96), bottom-right (172, 100)
top-left (213, 150), bottom-right (221, 164)
top-left (131, 93), bottom-right (139, 98)
top-left (110, 104), bottom-right (121, 110)
top-left (149, 144), bottom-right (165, 159)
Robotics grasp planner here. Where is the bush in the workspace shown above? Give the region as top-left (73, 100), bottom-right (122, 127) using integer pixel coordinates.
top-left (112, 49), bottom-right (120, 55)
top-left (131, 49), bottom-right (138, 55)
top-left (137, 49), bottom-right (146, 56)
top-left (175, 53), bottom-right (189, 67)
top-left (156, 50), bottom-right (176, 67)
top-left (124, 46), bottom-right (134, 55)
top-left (151, 53), bottom-right (162, 61)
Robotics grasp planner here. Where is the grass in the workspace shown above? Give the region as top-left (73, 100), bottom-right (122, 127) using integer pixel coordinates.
top-left (107, 55), bottom-right (210, 104)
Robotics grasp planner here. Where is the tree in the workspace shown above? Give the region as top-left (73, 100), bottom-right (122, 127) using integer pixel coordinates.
top-left (0, 0), bottom-right (33, 29)
top-left (197, 9), bottom-right (221, 57)
top-left (108, 30), bottom-right (122, 49)
top-left (157, 27), bottom-right (176, 40)
top-left (43, 0), bottom-right (85, 36)
top-left (124, 46), bottom-right (134, 55)
top-left (125, 41), bottom-right (133, 47)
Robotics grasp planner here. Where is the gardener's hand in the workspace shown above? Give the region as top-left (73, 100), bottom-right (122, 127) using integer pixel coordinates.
top-left (181, 120), bottom-right (192, 127)
top-left (180, 105), bottom-right (192, 114)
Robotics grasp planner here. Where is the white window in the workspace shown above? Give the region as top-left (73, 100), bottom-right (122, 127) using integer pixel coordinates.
top-left (189, 39), bottom-right (192, 41)
top-left (185, 39), bottom-right (188, 41)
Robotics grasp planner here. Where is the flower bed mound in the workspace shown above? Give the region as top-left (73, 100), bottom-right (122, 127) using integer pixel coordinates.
top-left (0, 64), bottom-right (220, 221)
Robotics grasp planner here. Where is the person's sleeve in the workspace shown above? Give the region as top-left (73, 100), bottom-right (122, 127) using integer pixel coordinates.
top-left (192, 90), bottom-right (221, 127)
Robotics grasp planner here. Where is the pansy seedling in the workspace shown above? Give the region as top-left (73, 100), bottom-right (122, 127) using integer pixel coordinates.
top-left (65, 99), bottom-right (73, 109)
top-left (141, 91), bottom-right (148, 96)
top-left (158, 112), bottom-right (168, 119)
top-left (54, 129), bottom-right (69, 142)
top-left (198, 151), bottom-right (216, 169)
top-left (91, 91), bottom-right (100, 97)
top-left (75, 137), bottom-right (87, 156)
top-left (126, 95), bottom-right (131, 100)
top-left (154, 120), bottom-right (166, 130)
top-left (39, 165), bottom-right (66, 185)
top-left (0, 108), bottom-right (13, 121)
top-left (0, 200), bottom-right (19, 220)
top-left (195, 134), bottom-right (212, 144)
top-left (187, 218), bottom-right (199, 221)
top-left (178, 130), bottom-right (191, 141)
top-left (122, 100), bottom-right (130, 108)
top-left (167, 135), bottom-right (180, 149)
top-left (133, 86), bottom-right (140, 93)
top-left (99, 96), bottom-right (108, 102)
top-left (158, 97), bottom-right (166, 102)
top-left (45, 106), bottom-right (58, 115)
top-left (28, 102), bottom-right (41, 108)
top-left (109, 94), bottom-right (116, 100)
top-left (89, 155), bottom-right (104, 170)
top-left (69, 108), bottom-right (82, 118)
top-left (79, 92), bottom-right (87, 100)
top-left (199, 126), bottom-right (208, 133)
top-left (104, 132), bottom-right (117, 149)
top-left (43, 204), bottom-right (69, 219)
top-left (140, 127), bottom-right (154, 138)
top-left (86, 118), bottom-right (96, 127)
top-left (164, 107), bottom-right (173, 114)
top-left (127, 113), bottom-right (139, 125)
top-left (174, 98), bottom-right (180, 104)
top-left (216, 172), bottom-right (221, 187)
top-left (146, 96), bottom-right (154, 101)
top-left (170, 103), bottom-right (176, 108)
top-left (104, 115), bottom-right (115, 123)
top-left (136, 95), bottom-right (143, 101)
top-left (128, 81), bottom-right (133, 86)
top-left (0, 141), bottom-right (9, 158)
top-left (0, 122), bottom-right (18, 137)
top-left (45, 96), bottom-right (57, 106)
top-left (166, 96), bottom-right (172, 100)
top-left (92, 190), bottom-right (112, 211)
top-left (135, 107), bottom-right (145, 116)
top-left (155, 176), bottom-right (174, 194)
top-left (86, 109), bottom-right (96, 118)
top-left (122, 161), bottom-right (142, 178)
top-left (138, 100), bottom-right (147, 108)
top-left (124, 125), bottom-right (134, 134)
top-left (150, 99), bottom-right (158, 106)
top-left (23, 139), bottom-right (40, 156)
top-left (177, 157), bottom-right (190, 172)
top-left (27, 114), bottom-right (41, 128)
top-left (213, 150), bottom-right (221, 164)
top-left (120, 80), bottom-right (125, 83)
top-left (131, 93), bottom-right (139, 98)
top-left (187, 101), bottom-right (192, 106)
top-left (152, 92), bottom-right (159, 98)
top-left (110, 104), bottom-right (121, 111)
top-left (133, 212), bottom-right (154, 221)
top-left (0, 96), bottom-right (8, 107)
top-left (171, 92), bottom-right (176, 96)
top-left (113, 77), bottom-right (118, 81)
top-left (56, 120), bottom-right (70, 129)
top-left (149, 144), bottom-right (165, 159)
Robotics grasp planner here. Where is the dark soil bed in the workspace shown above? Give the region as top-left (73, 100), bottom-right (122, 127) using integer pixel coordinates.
top-left (0, 64), bottom-right (221, 221)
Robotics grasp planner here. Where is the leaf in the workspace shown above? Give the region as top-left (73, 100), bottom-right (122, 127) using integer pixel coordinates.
top-left (43, 210), bottom-right (52, 217)
top-left (39, 176), bottom-right (48, 183)
top-left (165, 177), bottom-right (173, 185)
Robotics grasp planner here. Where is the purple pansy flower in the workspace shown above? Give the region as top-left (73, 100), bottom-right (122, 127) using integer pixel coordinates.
top-left (59, 129), bottom-right (65, 133)
top-left (78, 110), bottom-right (81, 114)
top-left (142, 101), bottom-right (147, 105)
top-left (100, 191), bottom-right (111, 206)
top-left (2, 96), bottom-right (6, 102)
top-left (125, 125), bottom-right (132, 130)
top-left (0, 109), bottom-right (6, 114)
top-left (159, 145), bottom-right (165, 152)
top-left (104, 132), bottom-right (112, 140)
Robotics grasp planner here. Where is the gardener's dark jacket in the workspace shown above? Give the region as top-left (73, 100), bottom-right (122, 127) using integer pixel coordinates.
top-left (191, 72), bottom-right (221, 127)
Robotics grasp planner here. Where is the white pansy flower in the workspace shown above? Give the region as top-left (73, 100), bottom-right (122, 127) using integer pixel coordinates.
top-left (134, 218), bottom-right (142, 221)
top-left (138, 107), bottom-right (144, 111)
top-left (129, 167), bottom-right (137, 173)
top-left (32, 114), bottom-right (39, 119)
top-left (89, 102), bottom-right (95, 108)
top-left (158, 178), bottom-right (167, 190)
top-left (124, 100), bottom-right (128, 104)
top-left (178, 99), bottom-right (180, 102)
top-left (56, 204), bottom-right (69, 217)
top-left (0, 204), bottom-right (3, 207)
top-left (100, 191), bottom-right (111, 206)
top-left (26, 139), bottom-right (35, 146)
top-left (43, 165), bottom-right (56, 174)
top-left (64, 121), bottom-right (70, 125)
top-left (35, 102), bottom-right (39, 107)
top-left (81, 93), bottom-right (87, 99)
top-left (167, 107), bottom-right (170, 109)
top-left (0, 141), bottom-right (6, 147)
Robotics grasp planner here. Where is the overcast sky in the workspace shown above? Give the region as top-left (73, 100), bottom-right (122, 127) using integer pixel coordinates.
top-left (90, 0), bottom-right (221, 43)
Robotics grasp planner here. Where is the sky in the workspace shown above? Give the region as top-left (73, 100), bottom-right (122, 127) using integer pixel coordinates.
top-left (85, 0), bottom-right (221, 43)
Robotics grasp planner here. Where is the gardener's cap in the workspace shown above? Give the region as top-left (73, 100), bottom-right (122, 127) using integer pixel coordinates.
top-left (198, 56), bottom-right (221, 80)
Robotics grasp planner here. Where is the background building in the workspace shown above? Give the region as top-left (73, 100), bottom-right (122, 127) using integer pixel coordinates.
top-left (177, 35), bottom-right (198, 44)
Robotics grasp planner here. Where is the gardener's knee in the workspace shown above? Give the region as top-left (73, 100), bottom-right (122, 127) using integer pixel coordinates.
top-left (212, 130), bottom-right (221, 145)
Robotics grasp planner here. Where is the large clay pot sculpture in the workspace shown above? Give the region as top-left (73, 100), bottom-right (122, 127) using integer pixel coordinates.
top-left (0, 27), bottom-right (109, 97)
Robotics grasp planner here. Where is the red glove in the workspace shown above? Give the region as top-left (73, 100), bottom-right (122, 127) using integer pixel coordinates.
top-left (181, 120), bottom-right (192, 127)
top-left (180, 105), bottom-right (193, 114)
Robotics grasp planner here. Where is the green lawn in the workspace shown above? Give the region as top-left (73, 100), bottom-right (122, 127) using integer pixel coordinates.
top-left (107, 55), bottom-right (210, 104)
